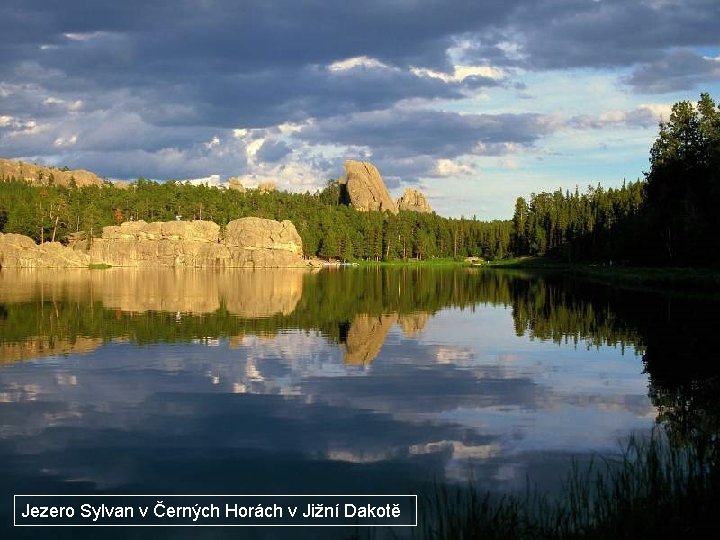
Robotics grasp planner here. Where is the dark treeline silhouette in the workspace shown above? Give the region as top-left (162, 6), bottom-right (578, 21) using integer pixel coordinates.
top-left (512, 93), bottom-right (720, 265)
top-left (512, 181), bottom-right (646, 262)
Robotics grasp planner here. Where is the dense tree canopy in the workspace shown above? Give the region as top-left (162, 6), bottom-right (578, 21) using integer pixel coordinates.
top-left (512, 93), bottom-right (719, 265)
top-left (645, 93), bottom-right (720, 264)
top-left (0, 176), bottom-right (513, 261)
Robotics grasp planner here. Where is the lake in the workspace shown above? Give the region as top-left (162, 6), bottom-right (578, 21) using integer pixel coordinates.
top-left (0, 267), bottom-right (715, 538)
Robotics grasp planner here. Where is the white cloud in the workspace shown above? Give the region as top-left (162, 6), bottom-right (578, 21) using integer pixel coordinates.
top-left (53, 134), bottom-right (78, 147)
top-left (7, 119), bottom-right (47, 137)
top-left (412, 65), bottom-right (506, 83)
top-left (327, 56), bottom-right (390, 72)
top-left (63, 32), bottom-right (103, 41)
top-left (434, 159), bottom-right (474, 177)
top-left (245, 138), bottom-right (265, 162)
top-left (205, 135), bottom-right (220, 149)
top-left (638, 103), bottom-right (673, 121)
top-left (44, 97), bottom-right (84, 111)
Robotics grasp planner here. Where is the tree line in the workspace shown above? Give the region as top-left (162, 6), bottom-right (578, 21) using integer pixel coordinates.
top-left (1, 93), bottom-right (717, 265)
top-left (0, 176), bottom-right (512, 261)
top-left (512, 93), bottom-right (720, 265)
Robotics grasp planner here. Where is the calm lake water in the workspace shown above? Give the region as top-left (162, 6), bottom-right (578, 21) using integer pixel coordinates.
top-left (0, 267), bottom-right (715, 538)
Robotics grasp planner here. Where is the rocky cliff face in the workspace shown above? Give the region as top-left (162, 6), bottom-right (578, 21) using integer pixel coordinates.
top-left (0, 158), bottom-right (103, 187)
top-left (396, 188), bottom-right (433, 213)
top-left (0, 233), bottom-right (90, 268)
top-left (343, 160), bottom-right (398, 214)
top-left (1, 218), bottom-right (308, 268)
top-left (86, 217), bottom-right (306, 268)
top-left (224, 217), bottom-right (303, 267)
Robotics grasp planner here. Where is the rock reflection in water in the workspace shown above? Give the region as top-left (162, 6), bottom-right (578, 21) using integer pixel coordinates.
top-left (3, 265), bottom-right (704, 537)
top-left (0, 267), bottom-right (306, 316)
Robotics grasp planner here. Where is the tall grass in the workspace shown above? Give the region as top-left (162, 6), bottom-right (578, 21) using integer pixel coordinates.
top-left (416, 430), bottom-right (719, 539)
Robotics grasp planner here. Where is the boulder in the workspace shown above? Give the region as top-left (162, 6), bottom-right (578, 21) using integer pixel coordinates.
top-left (224, 217), bottom-right (302, 256)
top-left (343, 160), bottom-right (398, 214)
top-left (396, 188), bottom-right (433, 213)
top-left (0, 233), bottom-right (90, 268)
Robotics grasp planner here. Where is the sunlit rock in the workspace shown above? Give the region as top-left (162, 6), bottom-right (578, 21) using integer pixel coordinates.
top-left (0, 233), bottom-right (90, 268)
top-left (396, 188), bottom-right (433, 213)
top-left (343, 160), bottom-right (398, 214)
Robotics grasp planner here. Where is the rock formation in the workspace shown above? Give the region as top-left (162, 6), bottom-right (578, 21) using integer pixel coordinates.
top-left (223, 217), bottom-right (303, 267)
top-left (0, 233), bottom-right (90, 268)
top-left (256, 181), bottom-right (277, 193)
top-left (343, 160), bottom-right (398, 214)
top-left (396, 188), bottom-right (433, 213)
top-left (0, 158), bottom-right (103, 187)
top-left (1, 218), bottom-right (308, 268)
top-left (85, 220), bottom-right (225, 267)
top-left (228, 176), bottom-right (246, 192)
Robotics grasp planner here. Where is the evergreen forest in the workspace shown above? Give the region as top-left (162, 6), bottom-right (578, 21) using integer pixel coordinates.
top-left (1, 93), bottom-right (718, 266)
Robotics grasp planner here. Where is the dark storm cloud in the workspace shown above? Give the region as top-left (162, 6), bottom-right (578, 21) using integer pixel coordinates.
top-left (4, 0), bottom-right (712, 132)
top-left (462, 0), bottom-right (719, 73)
top-left (624, 49), bottom-right (720, 94)
top-left (0, 0), bottom-right (508, 128)
top-left (256, 140), bottom-right (291, 163)
top-left (299, 108), bottom-right (556, 159)
top-left (140, 65), bottom-right (477, 128)
top-left (0, 0), bottom-right (718, 179)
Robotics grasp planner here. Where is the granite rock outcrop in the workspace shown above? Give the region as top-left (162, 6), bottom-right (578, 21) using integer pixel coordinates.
top-left (396, 188), bottom-right (433, 213)
top-left (85, 217), bottom-right (305, 268)
top-left (1, 218), bottom-right (308, 268)
top-left (0, 158), bottom-right (103, 187)
top-left (0, 233), bottom-right (90, 268)
top-left (343, 160), bottom-right (398, 214)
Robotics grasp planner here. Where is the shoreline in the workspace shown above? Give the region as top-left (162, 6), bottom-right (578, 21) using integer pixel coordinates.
top-left (486, 256), bottom-right (720, 295)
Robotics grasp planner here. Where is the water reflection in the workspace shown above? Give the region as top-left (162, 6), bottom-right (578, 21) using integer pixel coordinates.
top-left (0, 267), bottom-right (717, 538)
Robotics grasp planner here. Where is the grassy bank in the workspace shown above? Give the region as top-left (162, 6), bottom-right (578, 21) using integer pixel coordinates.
top-left (414, 431), bottom-right (719, 539)
top-left (355, 257), bottom-right (466, 268)
top-left (486, 256), bottom-right (720, 294)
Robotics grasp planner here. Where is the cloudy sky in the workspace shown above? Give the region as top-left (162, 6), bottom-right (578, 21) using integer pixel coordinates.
top-left (1, 1), bottom-right (718, 218)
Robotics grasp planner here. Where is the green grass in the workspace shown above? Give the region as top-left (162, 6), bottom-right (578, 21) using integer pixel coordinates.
top-left (413, 431), bottom-right (719, 540)
top-left (88, 263), bottom-right (112, 269)
top-left (355, 257), bottom-right (466, 268)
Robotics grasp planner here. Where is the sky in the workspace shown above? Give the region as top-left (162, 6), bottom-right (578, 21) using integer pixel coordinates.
top-left (0, 1), bottom-right (719, 219)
